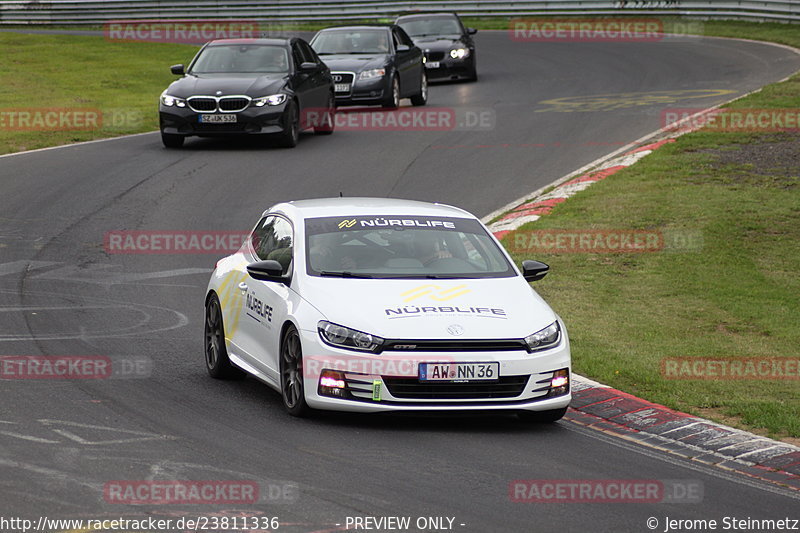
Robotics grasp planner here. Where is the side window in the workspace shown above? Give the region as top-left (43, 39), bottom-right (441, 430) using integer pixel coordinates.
top-left (291, 44), bottom-right (305, 70)
top-left (396, 27), bottom-right (415, 47)
top-left (298, 41), bottom-right (317, 64)
top-left (250, 216), bottom-right (294, 274)
top-left (391, 30), bottom-right (402, 50)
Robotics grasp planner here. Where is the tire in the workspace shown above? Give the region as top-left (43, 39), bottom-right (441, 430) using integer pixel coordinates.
top-left (204, 294), bottom-right (245, 380)
top-left (517, 407), bottom-right (568, 423)
top-left (410, 71), bottom-right (428, 106)
top-left (314, 93), bottom-right (335, 135)
top-left (382, 76), bottom-right (400, 109)
top-left (280, 325), bottom-right (311, 417)
top-left (277, 100), bottom-right (299, 148)
top-left (466, 54), bottom-right (478, 82)
top-left (161, 132), bottom-right (184, 148)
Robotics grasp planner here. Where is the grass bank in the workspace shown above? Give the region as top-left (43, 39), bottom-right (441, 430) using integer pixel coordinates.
top-left (1, 32), bottom-right (196, 154)
top-left (503, 37), bottom-right (799, 440)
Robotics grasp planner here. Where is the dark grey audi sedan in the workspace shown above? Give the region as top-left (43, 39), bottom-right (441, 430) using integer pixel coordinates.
top-left (309, 25), bottom-right (427, 108)
top-left (158, 38), bottom-right (335, 148)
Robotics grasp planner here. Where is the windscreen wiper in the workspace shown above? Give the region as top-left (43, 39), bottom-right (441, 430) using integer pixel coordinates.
top-left (319, 271), bottom-right (373, 278)
top-left (382, 274), bottom-right (472, 279)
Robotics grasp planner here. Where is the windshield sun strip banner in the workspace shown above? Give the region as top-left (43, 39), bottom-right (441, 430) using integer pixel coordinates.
top-left (305, 215), bottom-right (483, 235)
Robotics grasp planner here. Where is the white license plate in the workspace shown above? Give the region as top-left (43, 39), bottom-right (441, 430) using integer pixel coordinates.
top-left (334, 83), bottom-right (351, 93)
top-left (199, 114), bottom-right (236, 123)
top-left (425, 61), bottom-right (440, 69)
top-left (419, 362), bottom-right (499, 382)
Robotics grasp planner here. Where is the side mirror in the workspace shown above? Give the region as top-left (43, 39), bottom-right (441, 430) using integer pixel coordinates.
top-left (170, 64), bottom-right (185, 75)
top-left (299, 61), bottom-right (318, 71)
top-left (521, 260), bottom-right (549, 282)
top-left (467, 28), bottom-right (478, 35)
top-left (247, 260), bottom-right (288, 283)
top-left (396, 44), bottom-right (410, 52)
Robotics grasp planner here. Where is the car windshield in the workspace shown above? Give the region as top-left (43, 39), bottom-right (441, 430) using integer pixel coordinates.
top-left (397, 17), bottom-right (462, 37)
top-left (311, 30), bottom-right (391, 55)
top-left (305, 216), bottom-right (514, 279)
top-left (189, 44), bottom-right (290, 74)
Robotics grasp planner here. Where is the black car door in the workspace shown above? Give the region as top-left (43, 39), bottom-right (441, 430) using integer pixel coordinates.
top-left (391, 27), bottom-right (421, 97)
top-left (290, 40), bottom-right (329, 118)
top-left (290, 42), bottom-right (312, 112)
top-left (298, 39), bottom-right (332, 108)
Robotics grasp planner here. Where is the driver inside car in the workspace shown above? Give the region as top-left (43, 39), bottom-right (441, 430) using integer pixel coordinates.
top-left (413, 232), bottom-right (452, 266)
top-left (309, 234), bottom-right (358, 271)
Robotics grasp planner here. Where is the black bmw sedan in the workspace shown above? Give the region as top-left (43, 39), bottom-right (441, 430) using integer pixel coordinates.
top-left (309, 25), bottom-right (427, 108)
top-left (158, 38), bottom-right (335, 148)
top-left (395, 13), bottom-right (478, 82)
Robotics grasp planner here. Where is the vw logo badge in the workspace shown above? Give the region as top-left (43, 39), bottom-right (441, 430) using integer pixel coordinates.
top-left (447, 324), bottom-right (464, 336)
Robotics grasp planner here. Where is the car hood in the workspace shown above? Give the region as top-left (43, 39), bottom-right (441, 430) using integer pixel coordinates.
top-left (318, 54), bottom-right (389, 72)
top-left (300, 276), bottom-right (557, 340)
top-left (413, 36), bottom-right (462, 51)
top-left (166, 74), bottom-right (288, 98)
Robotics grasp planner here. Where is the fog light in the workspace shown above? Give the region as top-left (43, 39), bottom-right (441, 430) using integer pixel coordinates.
top-left (319, 369), bottom-right (348, 398)
top-left (548, 368), bottom-right (569, 397)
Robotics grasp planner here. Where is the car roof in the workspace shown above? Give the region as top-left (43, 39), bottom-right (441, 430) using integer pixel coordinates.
top-left (316, 25), bottom-right (394, 32)
top-left (266, 197), bottom-right (474, 220)
top-left (396, 13), bottom-right (460, 20)
top-left (206, 38), bottom-right (291, 46)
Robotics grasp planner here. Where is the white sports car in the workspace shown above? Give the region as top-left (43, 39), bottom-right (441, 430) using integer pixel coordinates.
top-left (204, 198), bottom-right (571, 421)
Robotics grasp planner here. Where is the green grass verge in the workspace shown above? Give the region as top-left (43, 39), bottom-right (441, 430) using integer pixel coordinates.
top-left (1, 32), bottom-right (197, 154)
top-left (504, 72), bottom-right (800, 440)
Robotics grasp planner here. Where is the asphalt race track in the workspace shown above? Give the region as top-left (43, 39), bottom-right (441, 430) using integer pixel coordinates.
top-left (1, 31), bottom-right (799, 531)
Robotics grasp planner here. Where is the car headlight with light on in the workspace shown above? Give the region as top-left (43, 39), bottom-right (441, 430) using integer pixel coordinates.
top-left (524, 322), bottom-right (561, 353)
top-left (450, 48), bottom-right (469, 59)
top-left (253, 94), bottom-right (287, 107)
top-left (318, 321), bottom-right (384, 353)
top-left (358, 68), bottom-right (386, 80)
top-left (160, 92), bottom-right (186, 107)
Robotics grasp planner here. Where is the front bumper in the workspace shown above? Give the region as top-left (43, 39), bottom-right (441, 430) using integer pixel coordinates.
top-left (424, 55), bottom-right (475, 81)
top-left (298, 325), bottom-right (571, 413)
top-left (333, 75), bottom-right (390, 106)
top-left (159, 103), bottom-right (288, 137)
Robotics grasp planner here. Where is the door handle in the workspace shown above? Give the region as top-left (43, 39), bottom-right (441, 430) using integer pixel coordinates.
top-left (238, 282), bottom-right (248, 291)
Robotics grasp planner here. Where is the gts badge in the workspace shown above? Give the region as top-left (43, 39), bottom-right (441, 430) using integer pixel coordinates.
top-left (245, 291), bottom-right (272, 322)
